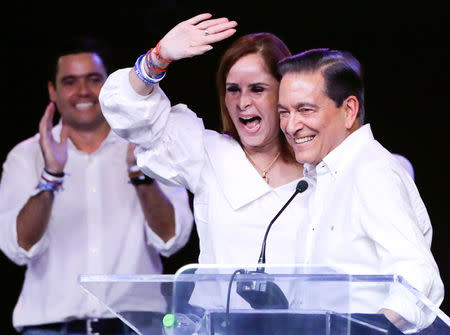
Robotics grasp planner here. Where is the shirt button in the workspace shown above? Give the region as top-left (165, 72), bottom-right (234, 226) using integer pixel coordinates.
top-left (91, 248), bottom-right (98, 254)
top-left (91, 187), bottom-right (97, 193)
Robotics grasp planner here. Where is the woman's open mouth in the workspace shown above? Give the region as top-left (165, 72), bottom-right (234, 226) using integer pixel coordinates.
top-left (239, 115), bottom-right (261, 133)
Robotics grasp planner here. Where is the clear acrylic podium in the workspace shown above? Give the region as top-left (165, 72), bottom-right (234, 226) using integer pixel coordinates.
top-left (78, 264), bottom-right (450, 334)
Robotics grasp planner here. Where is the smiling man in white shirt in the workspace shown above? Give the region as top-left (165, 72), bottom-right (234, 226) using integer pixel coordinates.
top-left (277, 48), bottom-right (444, 332)
top-left (0, 36), bottom-right (193, 335)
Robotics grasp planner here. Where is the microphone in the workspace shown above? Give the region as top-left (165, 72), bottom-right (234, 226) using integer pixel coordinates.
top-left (236, 180), bottom-right (309, 309)
top-left (257, 179), bottom-right (309, 272)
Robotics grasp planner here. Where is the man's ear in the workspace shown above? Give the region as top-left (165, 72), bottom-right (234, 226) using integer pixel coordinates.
top-left (343, 95), bottom-right (359, 129)
top-left (48, 81), bottom-right (56, 102)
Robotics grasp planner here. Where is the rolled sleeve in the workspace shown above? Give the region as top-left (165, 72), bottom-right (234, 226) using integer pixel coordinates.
top-left (0, 142), bottom-right (50, 265)
top-left (99, 68), bottom-right (172, 147)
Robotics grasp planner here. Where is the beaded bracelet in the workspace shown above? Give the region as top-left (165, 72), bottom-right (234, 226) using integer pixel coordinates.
top-left (134, 54), bottom-right (165, 86)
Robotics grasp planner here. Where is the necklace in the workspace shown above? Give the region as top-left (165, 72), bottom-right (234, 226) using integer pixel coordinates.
top-left (244, 149), bottom-right (281, 183)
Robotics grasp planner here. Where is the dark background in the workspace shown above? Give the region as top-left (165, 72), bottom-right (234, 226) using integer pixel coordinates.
top-left (1, 1), bottom-right (448, 333)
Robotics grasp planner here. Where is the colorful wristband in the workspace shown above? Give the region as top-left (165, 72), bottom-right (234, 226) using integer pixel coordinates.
top-left (134, 54), bottom-right (165, 86)
top-left (31, 169), bottom-right (65, 196)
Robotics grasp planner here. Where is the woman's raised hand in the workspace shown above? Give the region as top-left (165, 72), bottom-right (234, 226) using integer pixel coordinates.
top-left (158, 13), bottom-right (237, 61)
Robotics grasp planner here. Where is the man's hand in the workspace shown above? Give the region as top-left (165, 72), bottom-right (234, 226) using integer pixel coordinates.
top-left (379, 307), bottom-right (412, 331)
top-left (38, 102), bottom-right (68, 174)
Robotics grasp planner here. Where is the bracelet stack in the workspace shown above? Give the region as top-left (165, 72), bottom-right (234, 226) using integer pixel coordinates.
top-left (128, 165), bottom-right (154, 186)
top-left (134, 54), bottom-right (165, 85)
top-left (32, 169), bottom-right (65, 195)
top-left (146, 50), bottom-right (167, 74)
top-left (133, 41), bottom-right (171, 86)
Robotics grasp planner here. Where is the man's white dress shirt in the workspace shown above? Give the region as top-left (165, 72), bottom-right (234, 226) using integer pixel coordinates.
top-left (0, 125), bottom-right (193, 329)
top-left (295, 124), bottom-right (443, 330)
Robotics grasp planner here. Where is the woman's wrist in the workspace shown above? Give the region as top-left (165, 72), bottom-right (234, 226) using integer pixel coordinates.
top-left (145, 49), bottom-right (169, 78)
top-left (153, 41), bottom-right (172, 65)
top-left (134, 54), bottom-right (165, 86)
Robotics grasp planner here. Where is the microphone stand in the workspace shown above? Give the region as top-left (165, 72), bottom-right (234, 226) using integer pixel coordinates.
top-left (236, 180), bottom-right (309, 310)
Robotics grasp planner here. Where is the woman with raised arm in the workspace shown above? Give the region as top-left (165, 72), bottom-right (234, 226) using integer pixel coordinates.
top-left (100, 13), bottom-right (308, 265)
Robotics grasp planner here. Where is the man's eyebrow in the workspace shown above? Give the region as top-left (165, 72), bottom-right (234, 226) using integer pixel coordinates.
top-left (60, 72), bottom-right (104, 81)
top-left (277, 102), bottom-right (318, 110)
top-left (294, 102), bottom-right (317, 109)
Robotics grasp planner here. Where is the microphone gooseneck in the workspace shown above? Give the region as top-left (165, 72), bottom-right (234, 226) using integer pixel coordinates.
top-left (257, 179), bottom-right (308, 272)
top-left (235, 179), bottom-right (309, 311)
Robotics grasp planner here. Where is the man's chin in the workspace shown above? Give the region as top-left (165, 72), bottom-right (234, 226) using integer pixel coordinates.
top-left (293, 152), bottom-right (315, 165)
top-left (63, 117), bottom-right (107, 131)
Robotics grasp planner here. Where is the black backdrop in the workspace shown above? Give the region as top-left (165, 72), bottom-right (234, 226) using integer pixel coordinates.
top-left (1, 1), bottom-right (449, 333)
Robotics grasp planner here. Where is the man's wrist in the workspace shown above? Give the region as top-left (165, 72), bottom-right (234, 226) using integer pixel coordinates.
top-left (128, 165), bottom-right (154, 186)
top-left (44, 168), bottom-right (65, 177)
top-left (31, 169), bottom-right (65, 196)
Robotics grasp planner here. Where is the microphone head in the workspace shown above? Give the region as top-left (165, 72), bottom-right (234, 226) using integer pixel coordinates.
top-left (296, 180), bottom-right (309, 193)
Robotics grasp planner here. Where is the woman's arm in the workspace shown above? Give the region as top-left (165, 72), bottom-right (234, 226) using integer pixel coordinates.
top-left (129, 13), bottom-right (237, 96)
